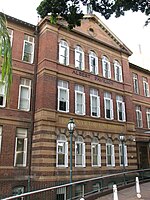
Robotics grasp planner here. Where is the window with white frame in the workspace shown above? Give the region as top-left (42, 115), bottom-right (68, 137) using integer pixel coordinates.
top-left (102, 56), bottom-right (111, 79)
top-left (106, 139), bottom-right (115, 167)
top-left (75, 85), bottom-right (85, 115)
top-left (22, 34), bottom-right (34, 63)
top-left (136, 106), bottom-right (143, 128)
top-left (119, 143), bottom-right (128, 166)
top-left (0, 74), bottom-right (7, 108)
top-left (59, 40), bottom-right (69, 66)
top-left (56, 134), bottom-right (68, 167)
top-left (58, 80), bottom-right (69, 112)
top-left (75, 184), bottom-right (84, 198)
top-left (75, 136), bottom-right (85, 167)
top-left (116, 95), bottom-right (126, 121)
top-left (75, 45), bottom-right (84, 70)
top-left (114, 60), bottom-right (123, 82)
top-left (143, 77), bottom-right (149, 97)
top-left (133, 73), bottom-right (139, 94)
top-left (90, 88), bottom-right (100, 117)
top-left (89, 51), bottom-right (98, 74)
top-left (91, 137), bottom-right (101, 167)
top-left (14, 128), bottom-right (27, 167)
top-left (93, 182), bottom-right (101, 192)
top-left (104, 92), bottom-right (113, 120)
top-left (56, 187), bottom-right (66, 200)
top-left (146, 108), bottom-right (150, 129)
top-left (18, 78), bottom-right (31, 111)
top-left (0, 126), bottom-right (2, 152)
top-left (12, 186), bottom-right (24, 199)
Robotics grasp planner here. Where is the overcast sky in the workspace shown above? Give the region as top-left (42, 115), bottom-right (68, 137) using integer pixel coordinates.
top-left (1, 0), bottom-right (150, 70)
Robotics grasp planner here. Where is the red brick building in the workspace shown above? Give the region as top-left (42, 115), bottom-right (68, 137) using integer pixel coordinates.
top-left (0, 13), bottom-right (150, 198)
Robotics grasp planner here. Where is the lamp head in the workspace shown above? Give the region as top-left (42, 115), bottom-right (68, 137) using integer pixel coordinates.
top-left (119, 133), bottom-right (125, 141)
top-left (67, 118), bottom-right (76, 132)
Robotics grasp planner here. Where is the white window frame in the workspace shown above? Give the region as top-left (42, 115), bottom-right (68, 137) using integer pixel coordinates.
top-left (93, 183), bottom-right (101, 192)
top-left (56, 187), bottom-right (66, 200)
top-left (90, 89), bottom-right (100, 117)
top-left (75, 136), bottom-right (85, 167)
top-left (22, 34), bottom-right (34, 64)
top-left (59, 40), bottom-right (69, 66)
top-left (91, 138), bottom-right (101, 167)
top-left (75, 85), bottom-right (85, 115)
top-left (89, 51), bottom-right (98, 75)
top-left (136, 106), bottom-right (143, 128)
top-left (133, 73), bottom-right (139, 94)
top-left (146, 109), bottom-right (150, 129)
top-left (75, 46), bottom-right (84, 70)
top-left (119, 143), bottom-right (128, 167)
top-left (57, 80), bottom-right (69, 112)
top-left (13, 186), bottom-right (24, 198)
top-left (14, 128), bottom-right (27, 167)
top-left (116, 96), bottom-right (126, 121)
top-left (102, 56), bottom-right (111, 79)
top-left (106, 141), bottom-right (115, 167)
top-left (143, 78), bottom-right (149, 97)
top-left (75, 184), bottom-right (84, 198)
top-left (18, 78), bottom-right (31, 111)
top-left (0, 74), bottom-right (7, 108)
top-left (114, 60), bottom-right (123, 82)
top-left (104, 92), bottom-right (114, 120)
top-left (0, 126), bottom-right (2, 152)
top-left (56, 134), bottom-right (68, 167)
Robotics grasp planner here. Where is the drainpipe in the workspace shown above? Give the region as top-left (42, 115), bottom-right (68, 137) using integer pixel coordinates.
top-left (28, 23), bottom-right (39, 192)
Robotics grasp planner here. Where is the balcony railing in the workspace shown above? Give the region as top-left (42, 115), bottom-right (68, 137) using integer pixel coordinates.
top-left (2, 168), bottom-right (150, 200)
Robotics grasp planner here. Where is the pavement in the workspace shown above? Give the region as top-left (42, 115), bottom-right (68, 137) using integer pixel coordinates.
top-left (96, 182), bottom-right (150, 200)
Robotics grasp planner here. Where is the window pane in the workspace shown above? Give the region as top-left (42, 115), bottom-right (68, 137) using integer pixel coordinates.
top-left (19, 87), bottom-right (29, 110)
top-left (76, 143), bottom-right (83, 165)
top-left (0, 96), bottom-right (4, 106)
top-left (58, 142), bottom-right (65, 165)
top-left (16, 152), bottom-right (24, 165)
top-left (77, 93), bottom-right (83, 113)
top-left (17, 138), bottom-right (24, 151)
top-left (58, 154), bottom-right (65, 165)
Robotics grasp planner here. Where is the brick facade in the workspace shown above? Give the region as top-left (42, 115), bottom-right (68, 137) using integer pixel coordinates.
top-left (0, 13), bottom-right (150, 198)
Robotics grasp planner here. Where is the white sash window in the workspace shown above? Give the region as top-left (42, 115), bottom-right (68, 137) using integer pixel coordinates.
top-left (14, 128), bottom-right (27, 167)
top-left (59, 40), bottom-right (69, 66)
top-left (89, 51), bottom-right (98, 75)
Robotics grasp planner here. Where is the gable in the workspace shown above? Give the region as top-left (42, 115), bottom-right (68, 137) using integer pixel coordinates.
top-left (73, 15), bottom-right (132, 56)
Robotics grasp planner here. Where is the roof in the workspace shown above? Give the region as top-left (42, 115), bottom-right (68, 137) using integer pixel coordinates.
top-left (129, 62), bottom-right (150, 74)
top-left (0, 12), bottom-right (35, 29)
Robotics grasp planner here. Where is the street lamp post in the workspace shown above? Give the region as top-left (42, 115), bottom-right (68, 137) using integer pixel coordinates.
top-left (119, 134), bottom-right (126, 184)
top-left (68, 118), bottom-right (76, 200)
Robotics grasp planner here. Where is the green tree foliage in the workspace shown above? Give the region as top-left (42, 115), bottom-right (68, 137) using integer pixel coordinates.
top-left (0, 13), bottom-right (12, 96)
top-left (37, 0), bottom-right (150, 29)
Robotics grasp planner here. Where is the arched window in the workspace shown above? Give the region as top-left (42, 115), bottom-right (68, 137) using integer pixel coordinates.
top-left (106, 138), bottom-right (115, 166)
top-left (119, 141), bottom-right (128, 167)
top-left (102, 56), bottom-right (111, 79)
top-left (75, 45), bottom-right (84, 70)
top-left (75, 136), bottom-right (85, 167)
top-left (56, 134), bottom-right (68, 167)
top-left (91, 137), bottom-right (101, 167)
top-left (89, 51), bottom-right (98, 75)
top-left (114, 60), bottom-right (123, 82)
top-left (59, 40), bottom-right (69, 65)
